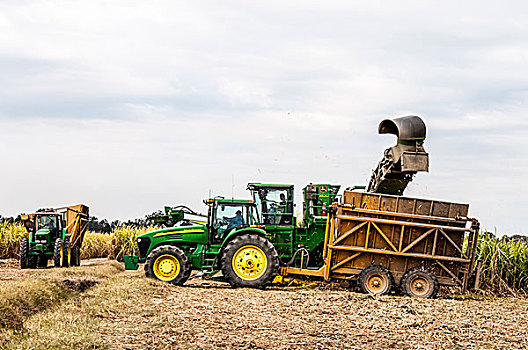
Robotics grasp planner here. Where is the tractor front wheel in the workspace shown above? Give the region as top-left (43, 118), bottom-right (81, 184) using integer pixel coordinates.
top-left (221, 234), bottom-right (279, 288)
top-left (54, 238), bottom-right (67, 268)
top-left (145, 246), bottom-right (191, 285)
top-left (358, 265), bottom-right (394, 295)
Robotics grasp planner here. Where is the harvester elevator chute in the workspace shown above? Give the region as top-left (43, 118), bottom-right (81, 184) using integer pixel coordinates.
top-left (367, 115), bottom-right (429, 195)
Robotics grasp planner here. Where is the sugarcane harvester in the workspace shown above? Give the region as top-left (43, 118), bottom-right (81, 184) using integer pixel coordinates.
top-left (19, 205), bottom-right (89, 268)
top-left (125, 115), bottom-right (480, 298)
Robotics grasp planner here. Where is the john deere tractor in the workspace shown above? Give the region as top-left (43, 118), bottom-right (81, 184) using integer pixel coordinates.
top-left (125, 183), bottom-right (339, 288)
top-left (20, 205), bottom-right (89, 269)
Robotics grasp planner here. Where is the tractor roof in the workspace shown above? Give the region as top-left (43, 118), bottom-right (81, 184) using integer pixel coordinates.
top-left (27, 212), bottom-right (60, 216)
top-left (247, 183), bottom-right (294, 190)
top-left (205, 198), bottom-right (254, 205)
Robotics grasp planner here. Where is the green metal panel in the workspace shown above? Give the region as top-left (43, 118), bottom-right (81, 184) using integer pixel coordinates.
top-left (124, 255), bottom-right (139, 270)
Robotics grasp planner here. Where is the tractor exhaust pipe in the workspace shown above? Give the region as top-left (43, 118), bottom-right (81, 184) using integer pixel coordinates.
top-left (367, 115), bottom-right (429, 195)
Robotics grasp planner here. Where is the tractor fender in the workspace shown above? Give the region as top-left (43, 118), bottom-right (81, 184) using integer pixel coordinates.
top-left (217, 227), bottom-right (270, 268)
top-left (147, 240), bottom-right (198, 255)
top-left (221, 227), bottom-right (268, 247)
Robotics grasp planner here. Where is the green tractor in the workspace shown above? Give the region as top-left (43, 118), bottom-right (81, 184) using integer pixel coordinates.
top-left (20, 205), bottom-right (89, 269)
top-left (124, 183), bottom-right (339, 288)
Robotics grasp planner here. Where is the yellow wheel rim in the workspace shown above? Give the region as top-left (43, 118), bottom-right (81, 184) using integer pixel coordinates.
top-left (153, 254), bottom-right (181, 281)
top-left (410, 276), bottom-right (430, 297)
top-left (232, 245), bottom-right (268, 281)
top-left (366, 274), bottom-right (388, 294)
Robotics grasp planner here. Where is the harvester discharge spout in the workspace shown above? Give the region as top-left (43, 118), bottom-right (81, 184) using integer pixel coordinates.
top-left (367, 115), bottom-right (429, 195)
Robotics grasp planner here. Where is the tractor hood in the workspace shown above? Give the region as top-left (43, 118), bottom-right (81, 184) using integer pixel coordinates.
top-left (36, 229), bottom-right (50, 236)
top-left (138, 224), bottom-right (206, 239)
top-left (135, 224), bottom-right (207, 260)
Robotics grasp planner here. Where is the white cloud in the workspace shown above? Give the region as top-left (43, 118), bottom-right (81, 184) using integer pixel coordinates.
top-left (0, 1), bottom-right (527, 234)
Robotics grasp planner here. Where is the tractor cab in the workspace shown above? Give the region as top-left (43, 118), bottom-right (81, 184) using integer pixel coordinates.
top-left (21, 212), bottom-right (64, 246)
top-left (205, 198), bottom-right (258, 244)
top-left (36, 214), bottom-right (61, 244)
top-left (37, 214), bottom-right (60, 232)
top-left (247, 183), bottom-right (294, 226)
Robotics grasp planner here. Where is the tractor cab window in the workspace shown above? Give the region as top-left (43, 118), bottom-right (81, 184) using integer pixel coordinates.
top-left (212, 204), bottom-right (254, 242)
top-left (254, 188), bottom-right (293, 225)
top-left (37, 215), bottom-right (58, 231)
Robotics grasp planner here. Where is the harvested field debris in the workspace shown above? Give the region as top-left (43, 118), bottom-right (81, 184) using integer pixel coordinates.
top-left (1, 259), bottom-right (527, 349)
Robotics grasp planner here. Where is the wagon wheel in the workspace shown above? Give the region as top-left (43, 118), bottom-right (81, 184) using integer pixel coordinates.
top-left (358, 265), bottom-right (394, 295)
top-left (400, 267), bottom-right (439, 299)
top-left (70, 246), bottom-right (81, 266)
top-left (61, 237), bottom-right (70, 268)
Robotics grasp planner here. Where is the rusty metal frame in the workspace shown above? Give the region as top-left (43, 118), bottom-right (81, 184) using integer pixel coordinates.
top-left (281, 206), bottom-right (479, 292)
top-left (324, 210), bottom-right (478, 289)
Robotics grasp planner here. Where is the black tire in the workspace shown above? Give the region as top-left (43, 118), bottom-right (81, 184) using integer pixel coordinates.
top-left (358, 264), bottom-right (394, 295)
top-left (37, 256), bottom-right (48, 268)
top-left (400, 267), bottom-right (439, 299)
top-left (308, 243), bottom-right (324, 268)
top-left (53, 238), bottom-right (63, 267)
top-left (71, 246), bottom-right (81, 266)
top-left (61, 238), bottom-right (70, 268)
top-left (221, 234), bottom-right (279, 288)
top-left (20, 237), bottom-right (29, 269)
top-left (28, 254), bottom-right (38, 268)
top-left (145, 245), bottom-right (191, 285)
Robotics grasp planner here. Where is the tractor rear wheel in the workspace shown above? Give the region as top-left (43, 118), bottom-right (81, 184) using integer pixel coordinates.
top-left (221, 234), bottom-right (279, 288)
top-left (71, 245), bottom-right (81, 266)
top-left (358, 265), bottom-right (394, 295)
top-left (400, 267), bottom-right (439, 299)
top-left (145, 245), bottom-right (191, 285)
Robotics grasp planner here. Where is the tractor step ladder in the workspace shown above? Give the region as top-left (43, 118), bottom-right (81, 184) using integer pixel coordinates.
top-left (202, 246), bottom-right (220, 270)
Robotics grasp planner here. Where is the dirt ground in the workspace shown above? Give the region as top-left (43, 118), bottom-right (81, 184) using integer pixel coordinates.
top-left (1, 259), bottom-right (527, 349)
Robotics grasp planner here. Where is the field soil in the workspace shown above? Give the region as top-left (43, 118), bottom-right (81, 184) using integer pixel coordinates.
top-left (1, 259), bottom-right (527, 349)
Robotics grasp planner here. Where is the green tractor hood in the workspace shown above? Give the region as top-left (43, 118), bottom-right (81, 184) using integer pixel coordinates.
top-left (138, 224), bottom-right (206, 240)
top-left (124, 224), bottom-right (208, 270)
top-left (35, 229), bottom-right (51, 235)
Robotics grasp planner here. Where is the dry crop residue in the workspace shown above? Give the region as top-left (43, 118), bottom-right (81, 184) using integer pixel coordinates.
top-left (1, 260), bottom-right (527, 349)
top-left (101, 278), bottom-right (528, 350)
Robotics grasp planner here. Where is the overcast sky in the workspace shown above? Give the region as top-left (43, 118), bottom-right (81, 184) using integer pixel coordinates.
top-left (0, 1), bottom-right (527, 234)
